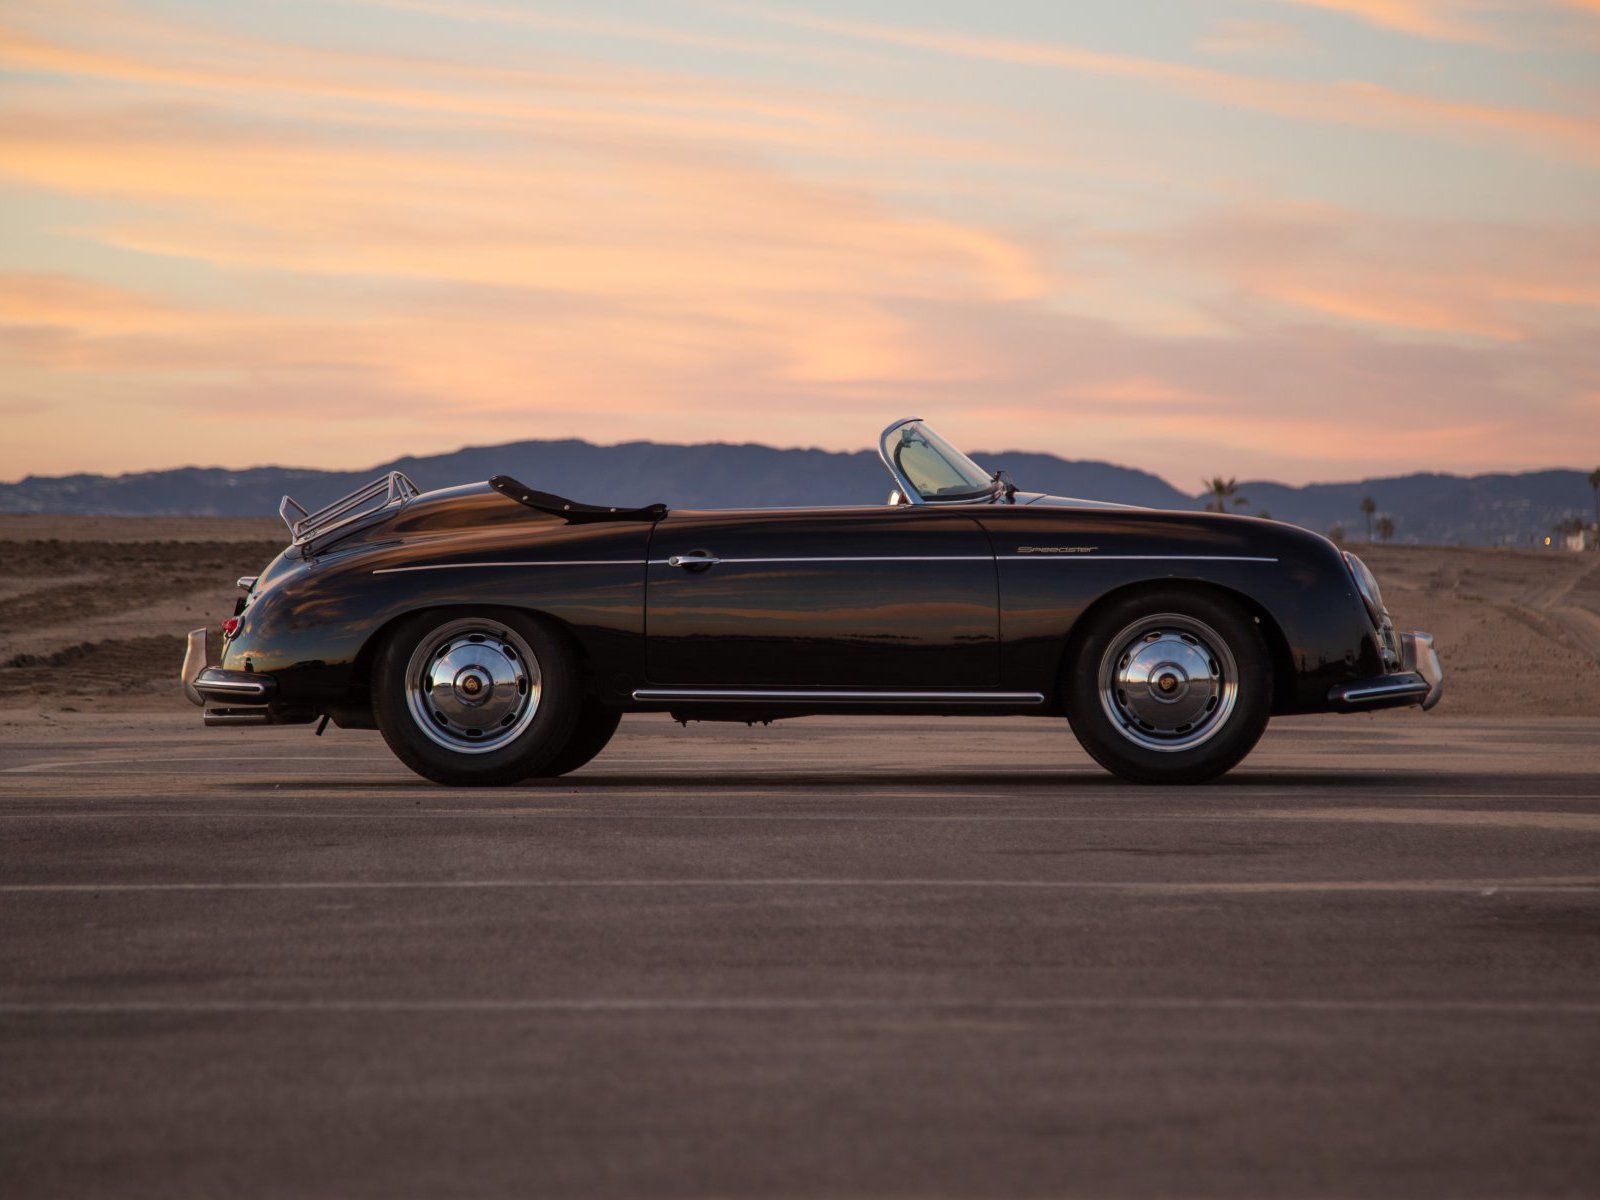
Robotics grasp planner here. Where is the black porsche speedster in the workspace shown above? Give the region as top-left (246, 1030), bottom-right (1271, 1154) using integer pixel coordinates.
top-left (181, 418), bottom-right (1442, 785)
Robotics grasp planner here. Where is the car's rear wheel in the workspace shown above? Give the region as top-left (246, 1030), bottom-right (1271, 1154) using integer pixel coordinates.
top-left (373, 609), bottom-right (580, 786)
top-left (1064, 588), bottom-right (1271, 785)
top-left (531, 699), bottom-right (621, 777)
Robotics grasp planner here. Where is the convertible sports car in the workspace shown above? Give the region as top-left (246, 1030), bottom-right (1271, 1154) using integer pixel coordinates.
top-left (181, 418), bottom-right (1442, 785)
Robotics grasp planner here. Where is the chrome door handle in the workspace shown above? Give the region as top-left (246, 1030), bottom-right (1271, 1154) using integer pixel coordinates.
top-left (668, 552), bottom-right (720, 569)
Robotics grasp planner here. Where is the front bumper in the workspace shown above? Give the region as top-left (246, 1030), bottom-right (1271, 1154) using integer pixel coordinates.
top-left (180, 627), bottom-right (309, 726)
top-left (1326, 631), bottom-right (1444, 712)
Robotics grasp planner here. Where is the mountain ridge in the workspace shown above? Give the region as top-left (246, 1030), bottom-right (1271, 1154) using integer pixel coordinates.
top-left (1, 437), bottom-right (1594, 547)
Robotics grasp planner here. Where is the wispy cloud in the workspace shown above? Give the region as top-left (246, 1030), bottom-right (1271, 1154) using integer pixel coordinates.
top-left (1196, 19), bottom-right (1309, 55)
top-left (1268, 1), bottom-right (1506, 44)
top-left (748, 7), bottom-right (1600, 164)
top-left (1, 1), bottom-right (1595, 482)
top-left (1107, 204), bottom-right (1600, 342)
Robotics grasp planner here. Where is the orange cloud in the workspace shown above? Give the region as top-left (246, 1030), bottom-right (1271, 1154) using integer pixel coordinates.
top-left (1272, 0), bottom-right (1600, 43)
top-left (1106, 204), bottom-right (1600, 343)
top-left (1268, 1), bottom-right (1505, 44)
top-left (0, 273), bottom-right (233, 333)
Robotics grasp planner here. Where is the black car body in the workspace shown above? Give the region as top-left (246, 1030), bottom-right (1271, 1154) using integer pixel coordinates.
top-left (182, 419), bottom-right (1442, 784)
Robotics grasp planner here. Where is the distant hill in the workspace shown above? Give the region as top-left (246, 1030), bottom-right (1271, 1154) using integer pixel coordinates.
top-left (0, 438), bottom-right (1593, 548)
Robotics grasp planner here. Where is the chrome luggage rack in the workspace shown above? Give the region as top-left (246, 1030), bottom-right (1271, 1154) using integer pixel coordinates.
top-left (279, 470), bottom-right (420, 546)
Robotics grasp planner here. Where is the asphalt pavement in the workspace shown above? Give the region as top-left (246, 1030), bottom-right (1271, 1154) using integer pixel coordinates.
top-left (1, 712), bottom-right (1597, 1198)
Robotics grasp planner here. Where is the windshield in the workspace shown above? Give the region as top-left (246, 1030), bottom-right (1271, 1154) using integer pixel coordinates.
top-left (881, 420), bottom-right (994, 502)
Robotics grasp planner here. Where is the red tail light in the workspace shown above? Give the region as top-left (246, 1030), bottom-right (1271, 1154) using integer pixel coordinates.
top-left (222, 617), bottom-right (241, 638)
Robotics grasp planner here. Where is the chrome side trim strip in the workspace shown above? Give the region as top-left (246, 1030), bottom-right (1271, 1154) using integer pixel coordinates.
top-left (1005, 555), bottom-right (1279, 563)
top-left (633, 688), bottom-right (1046, 704)
top-left (375, 554), bottom-right (1279, 575)
top-left (374, 561), bottom-right (644, 574)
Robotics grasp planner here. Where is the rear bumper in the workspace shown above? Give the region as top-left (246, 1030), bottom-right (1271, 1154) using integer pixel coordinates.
top-left (181, 627), bottom-right (308, 726)
top-left (1327, 631), bottom-right (1444, 712)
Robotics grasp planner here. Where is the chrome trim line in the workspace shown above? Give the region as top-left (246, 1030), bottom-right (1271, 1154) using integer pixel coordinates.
top-left (196, 676), bottom-right (272, 696)
top-left (373, 560), bottom-right (644, 574)
top-left (1006, 554), bottom-right (1279, 563)
top-left (633, 688), bottom-right (1046, 704)
top-left (375, 554), bottom-right (1279, 575)
top-left (1332, 677), bottom-right (1430, 704)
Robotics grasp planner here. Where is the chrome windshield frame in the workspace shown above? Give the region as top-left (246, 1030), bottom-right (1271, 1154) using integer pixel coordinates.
top-left (877, 417), bottom-right (998, 507)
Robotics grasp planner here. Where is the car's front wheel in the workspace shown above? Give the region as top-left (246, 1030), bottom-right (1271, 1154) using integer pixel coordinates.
top-left (1064, 588), bottom-right (1272, 785)
top-left (373, 609), bottom-right (580, 786)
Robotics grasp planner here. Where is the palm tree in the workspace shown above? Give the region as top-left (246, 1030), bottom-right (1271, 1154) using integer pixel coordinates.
top-left (1360, 495), bottom-right (1376, 541)
top-left (1202, 477), bottom-right (1247, 513)
top-left (1376, 515), bottom-right (1394, 543)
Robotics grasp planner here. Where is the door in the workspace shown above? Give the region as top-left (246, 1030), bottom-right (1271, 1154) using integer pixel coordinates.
top-left (645, 508), bottom-right (998, 687)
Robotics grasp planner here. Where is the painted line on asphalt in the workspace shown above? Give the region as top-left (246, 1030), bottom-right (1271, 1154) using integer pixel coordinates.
top-left (2, 876), bottom-right (1594, 894)
top-left (0, 755), bottom-right (395, 774)
top-left (0, 807), bottom-right (1596, 823)
top-left (2, 997), bottom-right (1597, 1017)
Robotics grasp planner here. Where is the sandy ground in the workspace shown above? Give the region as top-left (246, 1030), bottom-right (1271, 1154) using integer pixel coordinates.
top-left (0, 516), bottom-right (1597, 717)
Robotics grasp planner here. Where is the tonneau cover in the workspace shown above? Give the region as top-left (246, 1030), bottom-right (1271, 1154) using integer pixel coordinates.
top-left (489, 475), bottom-right (667, 524)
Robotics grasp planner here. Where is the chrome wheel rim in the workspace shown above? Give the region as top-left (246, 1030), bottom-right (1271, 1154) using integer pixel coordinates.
top-left (1097, 613), bottom-right (1238, 753)
top-left (403, 619), bottom-right (541, 754)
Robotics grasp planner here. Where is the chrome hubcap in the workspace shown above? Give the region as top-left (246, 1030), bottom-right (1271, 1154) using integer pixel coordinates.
top-left (403, 619), bottom-right (541, 754)
top-left (1098, 614), bottom-right (1238, 753)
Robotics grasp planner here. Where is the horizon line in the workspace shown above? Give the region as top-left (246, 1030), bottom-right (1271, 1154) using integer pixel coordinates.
top-left (1, 433), bottom-right (1593, 496)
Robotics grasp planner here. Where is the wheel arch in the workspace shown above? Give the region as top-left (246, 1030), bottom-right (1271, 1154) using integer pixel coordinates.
top-left (347, 602), bottom-right (593, 699)
top-left (1058, 578), bottom-right (1295, 713)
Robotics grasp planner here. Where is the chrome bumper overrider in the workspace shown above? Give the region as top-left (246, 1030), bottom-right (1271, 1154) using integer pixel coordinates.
top-left (180, 626), bottom-right (280, 724)
top-left (1327, 630), bottom-right (1444, 712)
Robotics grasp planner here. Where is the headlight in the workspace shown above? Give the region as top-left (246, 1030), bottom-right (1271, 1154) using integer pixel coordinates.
top-left (1342, 551), bottom-right (1387, 626)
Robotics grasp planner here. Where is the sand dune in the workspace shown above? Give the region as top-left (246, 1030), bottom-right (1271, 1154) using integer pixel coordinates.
top-left (0, 517), bottom-right (1596, 717)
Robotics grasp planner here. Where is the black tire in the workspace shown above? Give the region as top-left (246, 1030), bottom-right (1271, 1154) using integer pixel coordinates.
top-left (532, 699), bottom-right (621, 778)
top-left (373, 608), bottom-right (582, 786)
top-left (1064, 587), bottom-right (1272, 785)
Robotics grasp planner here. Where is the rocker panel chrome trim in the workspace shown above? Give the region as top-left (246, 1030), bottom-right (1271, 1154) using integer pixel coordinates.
top-left (633, 688), bottom-right (1046, 704)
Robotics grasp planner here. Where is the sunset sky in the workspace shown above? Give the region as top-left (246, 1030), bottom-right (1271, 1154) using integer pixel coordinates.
top-left (1, 0), bottom-right (1597, 487)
